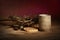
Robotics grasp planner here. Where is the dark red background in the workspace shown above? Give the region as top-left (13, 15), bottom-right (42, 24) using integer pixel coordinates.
top-left (0, 0), bottom-right (60, 18)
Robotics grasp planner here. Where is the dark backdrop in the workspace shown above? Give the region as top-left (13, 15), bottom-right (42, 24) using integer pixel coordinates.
top-left (0, 0), bottom-right (60, 19)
